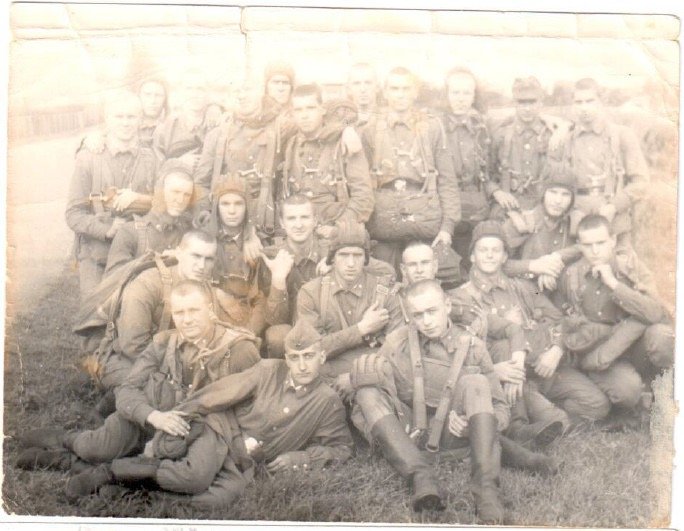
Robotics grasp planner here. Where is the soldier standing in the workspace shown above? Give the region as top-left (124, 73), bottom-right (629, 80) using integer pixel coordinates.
top-left (347, 63), bottom-right (379, 127)
top-left (137, 78), bottom-right (169, 148)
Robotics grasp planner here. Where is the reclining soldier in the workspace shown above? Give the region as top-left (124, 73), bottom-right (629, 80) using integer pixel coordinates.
top-left (558, 214), bottom-right (674, 420)
top-left (104, 159), bottom-right (197, 275)
top-left (341, 280), bottom-right (508, 522)
top-left (296, 221), bottom-right (403, 379)
top-left (17, 280), bottom-right (261, 503)
top-left (501, 172), bottom-right (581, 291)
top-left (66, 90), bottom-right (158, 298)
top-left (123, 321), bottom-right (353, 507)
top-left (452, 221), bottom-right (611, 435)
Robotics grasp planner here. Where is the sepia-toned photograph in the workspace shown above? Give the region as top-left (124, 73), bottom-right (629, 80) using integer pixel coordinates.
top-left (3, 2), bottom-right (680, 527)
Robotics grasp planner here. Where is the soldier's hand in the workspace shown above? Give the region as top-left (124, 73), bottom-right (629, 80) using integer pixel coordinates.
top-left (529, 253), bottom-right (564, 277)
top-left (316, 225), bottom-right (337, 240)
top-left (111, 188), bottom-right (140, 211)
top-left (503, 381), bottom-right (524, 405)
top-left (492, 190), bottom-right (519, 211)
top-left (598, 203), bottom-right (617, 223)
top-left (357, 301), bottom-right (389, 336)
top-left (266, 452), bottom-right (308, 473)
top-left (83, 131), bottom-right (106, 154)
top-left (261, 249), bottom-right (294, 290)
top-left (533, 345), bottom-right (563, 378)
top-left (538, 274), bottom-right (557, 292)
top-left (243, 233), bottom-right (264, 265)
top-left (592, 264), bottom-right (618, 290)
top-left (105, 217), bottom-right (127, 239)
top-left (494, 360), bottom-right (526, 384)
top-left (146, 410), bottom-right (191, 437)
top-left (316, 257), bottom-right (332, 276)
top-left (431, 230), bottom-right (452, 248)
top-left (448, 410), bottom-right (469, 438)
top-left (332, 373), bottom-right (354, 402)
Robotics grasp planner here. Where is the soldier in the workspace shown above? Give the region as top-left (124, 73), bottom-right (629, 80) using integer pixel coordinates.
top-left (204, 177), bottom-right (267, 335)
top-left (104, 160), bottom-right (196, 275)
top-left (453, 221), bottom-right (611, 433)
top-left (490, 77), bottom-right (565, 216)
top-left (281, 83), bottom-right (374, 242)
top-left (346, 62), bottom-right (379, 127)
top-left (558, 215), bottom-right (673, 415)
top-left (16, 280), bottom-right (261, 504)
top-left (296, 222), bottom-right (403, 378)
top-left (138, 77), bottom-right (169, 148)
top-left (501, 171), bottom-right (581, 291)
top-left (152, 70), bottom-right (212, 169)
top-left (441, 67), bottom-right (495, 267)
top-left (66, 91), bottom-right (157, 298)
top-left (561, 78), bottom-right (649, 246)
top-left (263, 60), bottom-right (295, 108)
top-left (362, 66), bottom-right (460, 273)
top-left (341, 280), bottom-right (508, 521)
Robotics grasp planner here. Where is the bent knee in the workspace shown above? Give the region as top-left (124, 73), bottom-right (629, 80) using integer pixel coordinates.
top-left (606, 368), bottom-right (643, 409)
top-left (643, 324), bottom-right (674, 368)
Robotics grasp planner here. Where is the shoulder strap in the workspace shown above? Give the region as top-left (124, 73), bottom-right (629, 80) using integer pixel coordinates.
top-left (255, 128), bottom-right (277, 233)
top-left (319, 275), bottom-right (331, 325)
top-left (425, 334), bottom-right (472, 453)
top-left (155, 255), bottom-right (174, 332)
top-left (608, 124), bottom-right (625, 192)
top-left (408, 325), bottom-right (428, 432)
top-left (212, 124), bottom-right (230, 187)
top-left (134, 216), bottom-right (149, 256)
top-left (281, 134), bottom-right (297, 200)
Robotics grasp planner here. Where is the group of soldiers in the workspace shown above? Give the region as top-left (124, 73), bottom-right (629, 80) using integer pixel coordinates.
top-left (15, 61), bottom-right (674, 524)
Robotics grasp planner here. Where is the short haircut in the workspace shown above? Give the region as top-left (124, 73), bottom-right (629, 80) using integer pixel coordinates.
top-left (404, 279), bottom-right (445, 302)
top-left (178, 229), bottom-right (216, 249)
top-left (385, 66), bottom-right (418, 87)
top-left (281, 193), bottom-right (314, 215)
top-left (402, 241), bottom-right (434, 262)
top-left (574, 78), bottom-right (601, 95)
top-left (104, 90), bottom-right (141, 117)
top-left (444, 66), bottom-right (476, 89)
top-left (291, 84), bottom-right (323, 104)
top-left (577, 214), bottom-right (612, 236)
top-left (159, 158), bottom-right (194, 183)
top-left (171, 279), bottom-right (212, 304)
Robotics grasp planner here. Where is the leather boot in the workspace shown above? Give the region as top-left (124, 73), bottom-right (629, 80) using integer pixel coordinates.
top-left (506, 419), bottom-right (565, 449)
top-left (468, 412), bottom-right (505, 525)
top-left (16, 448), bottom-right (75, 471)
top-left (18, 428), bottom-right (67, 449)
top-left (371, 415), bottom-right (445, 512)
top-left (65, 464), bottom-right (113, 501)
top-left (111, 456), bottom-right (161, 482)
top-left (500, 435), bottom-right (558, 476)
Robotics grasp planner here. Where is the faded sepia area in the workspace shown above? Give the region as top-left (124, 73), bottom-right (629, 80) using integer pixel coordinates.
top-left (4, 4), bottom-right (679, 526)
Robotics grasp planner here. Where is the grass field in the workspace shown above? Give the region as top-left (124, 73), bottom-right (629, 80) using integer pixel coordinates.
top-left (2, 265), bottom-right (674, 525)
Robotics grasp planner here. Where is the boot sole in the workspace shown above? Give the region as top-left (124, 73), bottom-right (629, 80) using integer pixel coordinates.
top-left (533, 420), bottom-right (565, 448)
top-left (413, 493), bottom-right (446, 512)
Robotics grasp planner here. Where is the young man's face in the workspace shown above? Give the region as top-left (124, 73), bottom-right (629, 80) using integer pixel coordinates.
top-left (218, 193), bottom-right (247, 228)
top-left (578, 225), bottom-right (615, 266)
top-left (573, 88), bottom-right (601, 126)
top-left (543, 186), bottom-right (573, 218)
top-left (176, 239), bottom-right (217, 281)
top-left (139, 81), bottom-right (166, 119)
top-left (281, 202), bottom-right (316, 244)
top-left (106, 99), bottom-right (141, 142)
top-left (401, 245), bottom-right (438, 284)
top-left (347, 67), bottom-right (377, 108)
top-left (333, 246), bottom-right (365, 284)
top-left (292, 94), bottom-right (325, 136)
top-left (515, 97), bottom-right (542, 123)
top-left (407, 289), bottom-right (451, 340)
top-left (446, 73), bottom-right (476, 116)
top-left (266, 74), bottom-right (292, 105)
top-left (384, 73), bottom-right (418, 113)
top-left (285, 347), bottom-right (326, 386)
top-left (163, 173), bottom-right (194, 217)
top-left (237, 82), bottom-right (262, 116)
top-left (171, 290), bottom-right (214, 342)
top-left (471, 237), bottom-right (507, 275)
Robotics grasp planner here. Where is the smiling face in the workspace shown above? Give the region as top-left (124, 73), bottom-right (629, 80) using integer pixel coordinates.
top-left (281, 201), bottom-right (316, 244)
top-left (218, 193), bottom-right (247, 229)
top-left (401, 244), bottom-right (438, 284)
top-left (170, 290), bottom-right (214, 342)
top-left (163, 173), bottom-right (194, 217)
top-left (106, 97), bottom-right (142, 142)
top-left (471, 236), bottom-right (507, 275)
top-left (446, 72), bottom-right (476, 116)
top-left (333, 246), bottom-right (365, 284)
top-left (578, 225), bottom-right (615, 267)
top-left (384, 73), bottom-right (418, 113)
top-left (292, 94), bottom-right (325, 136)
top-left (406, 287), bottom-right (451, 340)
top-left (285, 347), bottom-right (326, 386)
top-left (543, 186), bottom-right (573, 218)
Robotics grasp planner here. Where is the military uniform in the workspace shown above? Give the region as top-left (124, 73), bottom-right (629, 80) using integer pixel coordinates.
top-left (362, 109), bottom-right (460, 269)
top-left (152, 111), bottom-right (212, 163)
top-left (561, 118), bottom-right (649, 241)
top-left (558, 248), bottom-right (674, 407)
top-left (65, 138), bottom-right (157, 298)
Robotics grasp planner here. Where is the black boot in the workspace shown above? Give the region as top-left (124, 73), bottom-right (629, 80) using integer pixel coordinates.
top-left (65, 464), bottom-right (113, 501)
top-left (469, 412), bottom-right (505, 524)
top-left (500, 435), bottom-right (558, 476)
top-left (16, 448), bottom-right (75, 471)
top-left (371, 415), bottom-right (445, 512)
top-left (111, 456), bottom-right (161, 482)
top-left (18, 428), bottom-right (67, 449)
top-left (506, 419), bottom-right (565, 449)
